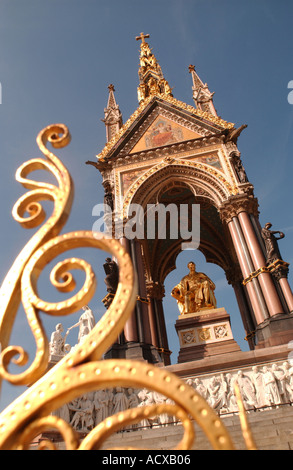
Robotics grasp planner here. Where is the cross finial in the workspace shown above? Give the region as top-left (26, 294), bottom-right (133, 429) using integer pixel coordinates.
top-left (135, 32), bottom-right (150, 44)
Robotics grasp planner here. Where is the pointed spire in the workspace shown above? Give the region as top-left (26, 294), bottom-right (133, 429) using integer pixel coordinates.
top-left (135, 32), bottom-right (173, 103)
top-left (102, 84), bottom-right (123, 142)
top-left (188, 65), bottom-right (218, 117)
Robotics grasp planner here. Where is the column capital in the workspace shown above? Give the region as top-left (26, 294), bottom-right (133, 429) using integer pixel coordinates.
top-left (145, 280), bottom-right (165, 299)
top-left (219, 194), bottom-right (259, 224)
top-left (225, 264), bottom-right (243, 286)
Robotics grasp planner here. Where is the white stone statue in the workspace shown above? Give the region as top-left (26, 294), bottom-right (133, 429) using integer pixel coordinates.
top-left (67, 305), bottom-right (95, 344)
top-left (49, 323), bottom-right (70, 357)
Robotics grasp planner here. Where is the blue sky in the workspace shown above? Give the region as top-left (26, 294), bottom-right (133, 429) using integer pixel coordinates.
top-left (1, 0), bottom-right (293, 410)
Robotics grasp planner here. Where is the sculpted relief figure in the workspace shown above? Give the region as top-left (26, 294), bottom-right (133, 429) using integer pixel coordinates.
top-left (207, 376), bottom-right (227, 412)
top-left (94, 389), bottom-right (110, 426)
top-left (262, 366), bottom-right (282, 407)
top-left (251, 366), bottom-right (266, 407)
top-left (171, 262), bottom-right (217, 314)
top-left (236, 371), bottom-right (258, 409)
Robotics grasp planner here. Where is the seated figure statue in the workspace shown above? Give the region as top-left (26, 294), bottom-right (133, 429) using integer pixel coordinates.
top-left (171, 261), bottom-right (217, 315)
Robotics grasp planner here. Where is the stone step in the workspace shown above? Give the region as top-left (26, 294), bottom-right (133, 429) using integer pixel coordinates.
top-left (98, 405), bottom-right (293, 450)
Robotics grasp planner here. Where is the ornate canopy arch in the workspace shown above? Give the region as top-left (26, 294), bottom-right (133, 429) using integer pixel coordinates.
top-left (123, 159), bottom-right (235, 218)
top-left (122, 161), bottom-right (238, 286)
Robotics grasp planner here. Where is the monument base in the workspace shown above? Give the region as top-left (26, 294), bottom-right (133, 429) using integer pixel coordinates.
top-left (104, 341), bottom-right (164, 364)
top-left (175, 307), bottom-right (241, 363)
top-left (255, 312), bottom-right (293, 348)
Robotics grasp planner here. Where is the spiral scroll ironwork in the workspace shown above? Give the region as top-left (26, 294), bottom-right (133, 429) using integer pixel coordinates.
top-left (0, 124), bottom-right (73, 386)
top-left (0, 124), bottom-right (256, 450)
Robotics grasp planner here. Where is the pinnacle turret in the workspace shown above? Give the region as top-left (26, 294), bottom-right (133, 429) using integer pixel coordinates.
top-left (135, 32), bottom-right (173, 103)
top-left (102, 84), bottom-right (123, 142)
top-left (188, 65), bottom-right (218, 117)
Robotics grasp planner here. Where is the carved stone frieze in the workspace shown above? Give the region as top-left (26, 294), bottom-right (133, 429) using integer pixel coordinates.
top-left (53, 358), bottom-right (293, 433)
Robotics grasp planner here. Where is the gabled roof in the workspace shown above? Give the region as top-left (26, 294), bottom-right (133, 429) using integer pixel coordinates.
top-left (96, 93), bottom-right (234, 162)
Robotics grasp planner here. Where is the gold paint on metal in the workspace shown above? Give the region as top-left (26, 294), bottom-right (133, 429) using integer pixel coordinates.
top-left (242, 259), bottom-right (289, 286)
top-left (0, 124), bottom-right (73, 388)
top-left (234, 383), bottom-right (257, 450)
top-left (80, 403), bottom-right (194, 450)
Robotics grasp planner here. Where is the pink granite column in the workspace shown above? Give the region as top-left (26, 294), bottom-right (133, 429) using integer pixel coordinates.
top-left (147, 298), bottom-right (160, 348)
top-left (153, 296), bottom-right (171, 366)
top-left (279, 278), bottom-right (293, 312)
top-left (130, 239), bottom-right (153, 345)
top-left (238, 211), bottom-right (284, 316)
top-left (120, 237), bottom-right (138, 342)
top-left (228, 219), bottom-right (268, 324)
top-left (232, 281), bottom-right (256, 349)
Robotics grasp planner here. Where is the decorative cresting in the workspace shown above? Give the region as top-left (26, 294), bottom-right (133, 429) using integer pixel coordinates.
top-left (0, 124), bottom-right (254, 450)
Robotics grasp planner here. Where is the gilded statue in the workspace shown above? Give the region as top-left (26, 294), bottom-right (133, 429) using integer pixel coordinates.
top-left (171, 262), bottom-right (217, 315)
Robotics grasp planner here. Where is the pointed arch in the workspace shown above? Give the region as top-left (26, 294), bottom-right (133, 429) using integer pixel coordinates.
top-left (123, 160), bottom-right (235, 219)
top-left (122, 162), bottom-right (238, 286)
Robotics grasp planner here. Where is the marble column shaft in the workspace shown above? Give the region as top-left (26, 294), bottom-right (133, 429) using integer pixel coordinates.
top-left (238, 211), bottom-right (284, 316)
top-left (228, 217), bottom-right (269, 325)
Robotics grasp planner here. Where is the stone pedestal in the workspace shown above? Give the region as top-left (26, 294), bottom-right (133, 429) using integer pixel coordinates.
top-left (175, 307), bottom-right (241, 363)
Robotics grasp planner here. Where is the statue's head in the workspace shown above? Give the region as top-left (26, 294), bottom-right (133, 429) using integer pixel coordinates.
top-left (187, 261), bottom-right (196, 272)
